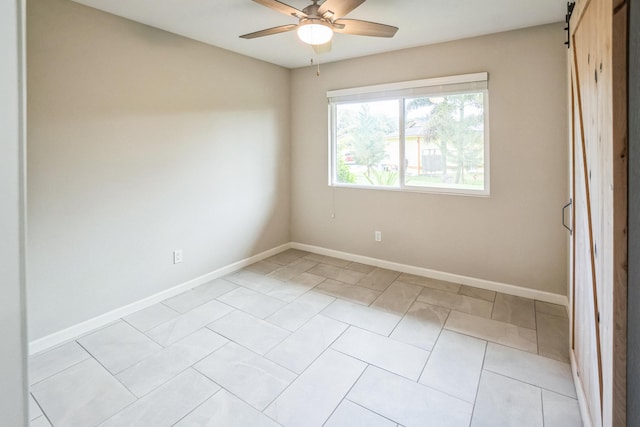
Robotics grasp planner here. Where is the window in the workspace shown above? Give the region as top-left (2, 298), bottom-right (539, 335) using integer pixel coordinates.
top-left (329, 73), bottom-right (489, 195)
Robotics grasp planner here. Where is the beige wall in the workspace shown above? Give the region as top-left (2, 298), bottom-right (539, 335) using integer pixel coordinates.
top-left (27, 2), bottom-right (568, 342)
top-left (27, 0), bottom-right (291, 339)
top-left (291, 23), bottom-right (568, 295)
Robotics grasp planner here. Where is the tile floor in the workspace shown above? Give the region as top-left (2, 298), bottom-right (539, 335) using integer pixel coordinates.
top-left (28, 249), bottom-right (583, 426)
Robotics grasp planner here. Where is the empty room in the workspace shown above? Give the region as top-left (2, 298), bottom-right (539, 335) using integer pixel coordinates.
top-left (1, 0), bottom-right (634, 426)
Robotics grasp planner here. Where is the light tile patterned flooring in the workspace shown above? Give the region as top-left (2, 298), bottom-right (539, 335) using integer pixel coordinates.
top-left (28, 249), bottom-right (583, 426)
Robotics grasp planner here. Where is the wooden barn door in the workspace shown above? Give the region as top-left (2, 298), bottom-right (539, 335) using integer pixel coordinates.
top-left (569, 0), bottom-right (628, 426)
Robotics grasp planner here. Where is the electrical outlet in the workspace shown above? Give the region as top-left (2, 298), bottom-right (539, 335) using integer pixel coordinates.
top-left (173, 250), bottom-right (183, 264)
top-left (374, 231), bottom-right (382, 242)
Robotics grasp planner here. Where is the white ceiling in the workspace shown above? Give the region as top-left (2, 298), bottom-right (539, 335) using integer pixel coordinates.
top-left (71, 0), bottom-right (566, 69)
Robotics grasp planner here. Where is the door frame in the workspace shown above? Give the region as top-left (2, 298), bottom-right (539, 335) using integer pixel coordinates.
top-left (0, 0), bottom-right (28, 425)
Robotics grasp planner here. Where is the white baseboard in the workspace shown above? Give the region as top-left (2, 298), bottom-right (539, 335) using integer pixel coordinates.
top-left (28, 243), bottom-right (292, 356)
top-left (570, 351), bottom-right (594, 427)
top-left (291, 242), bottom-right (569, 306)
top-left (30, 240), bottom-right (569, 355)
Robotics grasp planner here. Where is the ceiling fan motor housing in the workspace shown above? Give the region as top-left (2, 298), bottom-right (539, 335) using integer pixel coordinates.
top-left (240, 0), bottom-right (397, 42)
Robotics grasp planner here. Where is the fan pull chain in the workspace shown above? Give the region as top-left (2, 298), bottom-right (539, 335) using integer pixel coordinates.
top-left (310, 51), bottom-right (321, 76)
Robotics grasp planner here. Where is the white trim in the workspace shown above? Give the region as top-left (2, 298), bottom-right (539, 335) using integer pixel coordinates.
top-left (331, 181), bottom-right (490, 198)
top-left (30, 240), bottom-right (570, 355)
top-left (290, 242), bottom-right (569, 306)
top-left (327, 72), bottom-right (488, 98)
top-left (482, 88), bottom-right (491, 195)
top-left (28, 243), bottom-right (291, 355)
top-left (328, 75), bottom-right (490, 197)
top-left (570, 351), bottom-right (594, 427)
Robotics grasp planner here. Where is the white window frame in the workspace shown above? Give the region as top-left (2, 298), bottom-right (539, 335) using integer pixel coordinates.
top-left (328, 72), bottom-right (490, 196)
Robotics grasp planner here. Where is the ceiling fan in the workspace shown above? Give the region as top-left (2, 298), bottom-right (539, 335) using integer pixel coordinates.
top-left (240, 0), bottom-right (398, 46)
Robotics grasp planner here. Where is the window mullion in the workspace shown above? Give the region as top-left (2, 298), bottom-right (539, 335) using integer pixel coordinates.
top-left (398, 98), bottom-right (406, 189)
top-left (329, 103), bottom-right (336, 185)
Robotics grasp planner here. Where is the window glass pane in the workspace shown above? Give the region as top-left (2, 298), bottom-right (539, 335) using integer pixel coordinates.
top-left (335, 100), bottom-right (400, 187)
top-left (404, 92), bottom-right (485, 191)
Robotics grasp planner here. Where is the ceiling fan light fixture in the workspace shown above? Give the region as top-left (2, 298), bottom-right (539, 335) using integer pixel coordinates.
top-left (297, 19), bottom-right (333, 45)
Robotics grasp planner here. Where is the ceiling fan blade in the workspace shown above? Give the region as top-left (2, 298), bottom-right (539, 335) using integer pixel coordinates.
top-left (333, 19), bottom-right (398, 37)
top-left (240, 24), bottom-right (298, 39)
top-left (312, 40), bottom-right (332, 54)
top-left (318, 0), bottom-right (366, 20)
top-left (252, 0), bottom-right (305, 18)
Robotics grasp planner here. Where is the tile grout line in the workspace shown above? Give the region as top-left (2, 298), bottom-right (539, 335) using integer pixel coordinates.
top-left (194, 361), bottom-right (287, 417)
top-left (118, 326), bottom-right (233, 399)
top-left (78, 324), bottom-right (167, 376)
top-left (354, 359), bottom-right (479, 413)
top-left (105, 369), bottom-right (220, 427)
top-left (332, 338), bottom-right (424, 379)
top-left (481, 366), bottom-right (577, 400)
top-left (265, 296), bottom-right (337, 333)
top-left (312, 263), bottom-right (400, 297)
top-left (319, 363), bottom-right (371, 426)
top-left (28, 348), bottom-right (92, 388)
top-left (416, 308), bottom-right (452, 382)
top-left (344, 398), bottom-right (401, 426)
top-left (540, 385), bottom-right (546, 427)
top-left (262, 320), bottom-right (348, 375)
top-left (270, 266), bottom-right (322, 288)
top-left (443, 309), bottom-right (548, 357)
top-left (145, 300), bottom-right (235, 348)
top-left (259, 325), bottom-right (353, 413)
top-left (469, 342), bottom-right (489, 426)
top-left (489, 292), bottom-right (498, 319)
top-left (446, 309), bottom-right (538, 332)
top-left (442, 327), bottom-right (541, 359)
top-left (385, 303), bottom-right (411, 338)
top-left (169, 388), bottom-right (225, 427)
top-left (205, 316), bottom-right (291, 357)
top-left (72, 339), bottom-right (146, 423)
top-left (121, 309), bottom-right (178, 338)
top-left (211, 335), bottom-right (300, 378)
top-left (534, 298), bottom-right (539, 353)
top-left (382, 296), bottom-right (428, 346)
top-left (417, 289), bottom-right (496, 320)
top-left (373, 280), bottom-right (422, 334)
top-left (29, 391), bottom-right (53, 427)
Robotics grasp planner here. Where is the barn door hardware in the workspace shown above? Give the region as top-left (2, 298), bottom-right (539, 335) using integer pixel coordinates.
top-left (562, 198), bottom-right (573, 235)
top-left (564, 2), bottom-right (576, 48)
